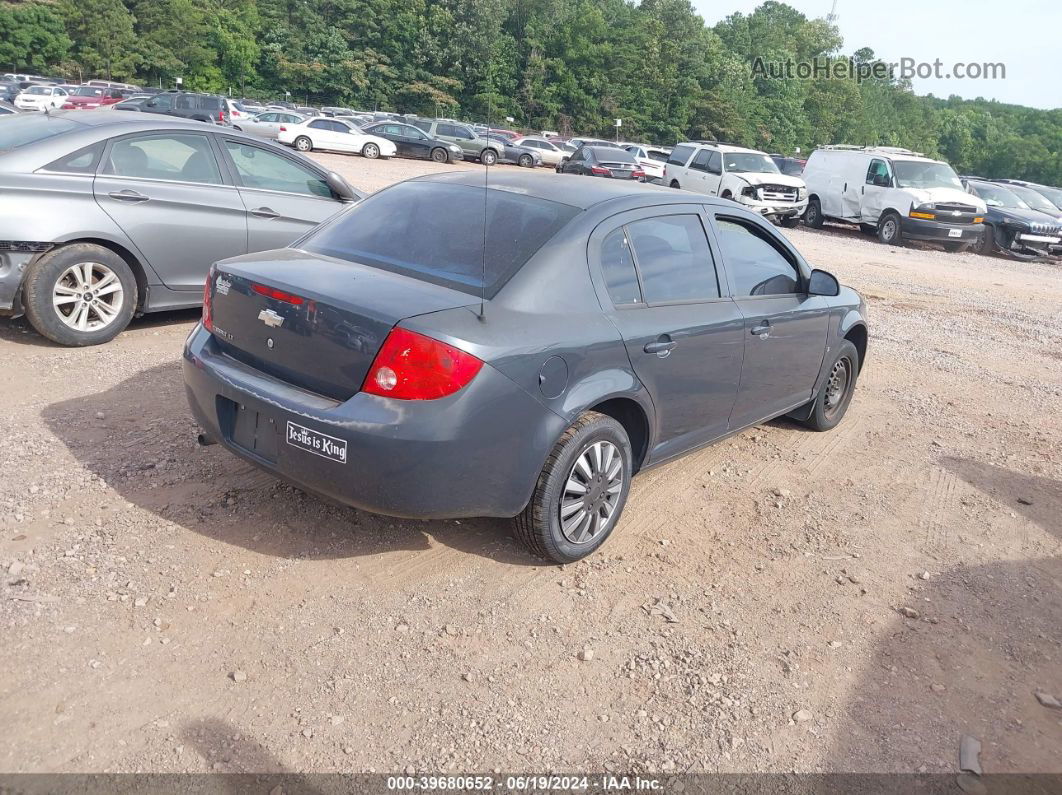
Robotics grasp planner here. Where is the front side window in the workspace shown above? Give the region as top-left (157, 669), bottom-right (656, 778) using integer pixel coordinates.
top-left (600, 228), bottom-right (642, 306)
top-left (104, 133), bottom-right (222, 185)
top-left (866, 159), bottom-right (890, 185)
top-left (225, 141), bottom-right (331, 198)
top-left (627, 215), bottom-right (719, 304)
top-left (715, 218), bottom-right (799, 297)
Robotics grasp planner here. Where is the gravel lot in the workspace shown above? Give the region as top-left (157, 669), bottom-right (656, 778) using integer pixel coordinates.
top-left (1, 151), bottom-right (1060, 775)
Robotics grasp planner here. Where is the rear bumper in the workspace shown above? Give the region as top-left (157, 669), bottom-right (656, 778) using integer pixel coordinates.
top-left (900, 216), bottom-right (982, 242)
top-left (183, 325), bottom-right (565, 520)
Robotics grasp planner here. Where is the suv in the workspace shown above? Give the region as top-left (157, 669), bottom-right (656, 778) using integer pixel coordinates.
top-left (664, 142), bottom-right (808, 226)
top-left (802, 145), bottom-right (986, 250)
top-left (140, 92), bottom-right (231, 125)
top-left (409, 119), bottom-right (501, 165)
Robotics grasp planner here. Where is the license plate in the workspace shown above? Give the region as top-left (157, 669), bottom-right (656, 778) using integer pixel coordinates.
top-left (286, 421), bottom-right (348, 464)
top-left (948, 229), bottom-right (962, 238)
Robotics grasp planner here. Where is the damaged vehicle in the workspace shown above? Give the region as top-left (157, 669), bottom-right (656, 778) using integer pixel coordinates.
top-left (962, 178), bottom-right (1062, 259)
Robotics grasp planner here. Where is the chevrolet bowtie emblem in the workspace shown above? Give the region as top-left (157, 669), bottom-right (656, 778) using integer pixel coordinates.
top-left (258, 309), bottom-right (284, 328)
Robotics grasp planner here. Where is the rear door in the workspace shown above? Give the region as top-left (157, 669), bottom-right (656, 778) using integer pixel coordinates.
top-left (93, 131), bottom-right (247, 292)
top-left (590, 207), bottom-right (745, 461)
top-left (709, 212), bottom-right (829, 428)
top-left (684, 149), bottom-right (711, 193)
top-left (307, 119), bottom-right (348, 152)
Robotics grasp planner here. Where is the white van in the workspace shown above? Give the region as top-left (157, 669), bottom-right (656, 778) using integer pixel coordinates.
top-left (663, 142), bottom-right (808, 226)
top-left (802, 146), bottom-right (986, 250)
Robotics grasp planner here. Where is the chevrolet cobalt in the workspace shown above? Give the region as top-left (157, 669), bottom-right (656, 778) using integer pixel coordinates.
top-left (184, 173), bottom-right (868, 562)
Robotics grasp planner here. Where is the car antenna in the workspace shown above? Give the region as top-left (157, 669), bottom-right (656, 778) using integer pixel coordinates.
top-left (478, 93), bottom-right (491, 321)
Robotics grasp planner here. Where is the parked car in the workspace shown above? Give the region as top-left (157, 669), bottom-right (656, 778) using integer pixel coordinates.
top-left (770, 154), bottom-right (806, 177)
top-left (139, 92), bottom-right (230, 125)
top-left (993, 179), bottom-right (1062, 215)
top-left (362, 121), bottom-right (464, 162)
top-left (0, 112), bottom-right (360, 346)
top-left (1, 81), bottom-right (20, 103)
top-left (321, 106), bottom-right (355, 117)
top-left (512, 136), bottom-right (567, 167)
top-left (569, 137), bottom-right (620, 150)
top-left (961, 179), bottom-right (1062, 259)
top-left (239, 111), bottom-right (306, 140)
top-left (623, 144), bottom-right (671, 181)
top-left (410, 119), bottom-right (501, 165)
top-left (801, 145), bottom-right (985, 249)
top-left (112, 97), bottom-right (150, 112)
top-left (665, 142), bottom-right (808, 227)
top-left (14, 85), bottom-right (69, 111)
top-left (558, 145), bottom-right (643, 180)
top-left (0, 100), bottom-right (18, 115)
top-left (482, 133), bottom-right (542, 167)
top-left (278, 117), bottom-right (396, 159)
top-left (184, 171), bottom-right (867, 563)
top-left (61, 86), bottom-right (127, 110)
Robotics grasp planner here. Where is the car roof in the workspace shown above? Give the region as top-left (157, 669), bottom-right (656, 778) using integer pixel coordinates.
top-left (410, 170), bottom-right (708, 210)
top-left (37, 110), bottom-right (213, 130)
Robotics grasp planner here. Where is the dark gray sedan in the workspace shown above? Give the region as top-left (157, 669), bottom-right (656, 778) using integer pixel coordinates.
top-left (0, 111), bottom-right (360, 346)
top-left (184, 172), bottom-right (868, 563)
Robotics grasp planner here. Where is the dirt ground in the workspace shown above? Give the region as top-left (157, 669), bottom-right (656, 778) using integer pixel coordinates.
top-left (1, 151), bottom-right (1060, 776)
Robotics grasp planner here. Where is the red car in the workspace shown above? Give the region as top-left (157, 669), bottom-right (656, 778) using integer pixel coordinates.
top-left (487, 128), bottom-right (520, 140)
top-left (61, 86), bottom-right (127, 110)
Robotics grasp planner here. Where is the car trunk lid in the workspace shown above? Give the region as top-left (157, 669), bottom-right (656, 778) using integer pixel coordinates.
top-left (208, 249), bottom-right (476, 401)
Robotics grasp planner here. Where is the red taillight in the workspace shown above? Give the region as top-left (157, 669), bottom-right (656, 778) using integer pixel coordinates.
top-left (591, 166), bottom-right (609, 176)
top-left (252, 284), bottom-right (304, 304)
top-left (279, 125), bottom-right (287, 132)
top-left (362, 328), bottom-right (483, 401)
top-left (632, 170), bottom-right (645, 179)
top-left (202, 266), bottom-right (215, 332)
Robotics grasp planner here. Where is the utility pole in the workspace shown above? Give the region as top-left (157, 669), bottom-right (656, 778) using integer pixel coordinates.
top-left (826, 0), bottom-right (839, 23)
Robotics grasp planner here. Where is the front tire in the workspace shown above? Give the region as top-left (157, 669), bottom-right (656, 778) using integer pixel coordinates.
top-left (23, 244), bottom-right (137, 347)
top-left (877, 212), bottom-right (903, 246)
top-left (430, 147), bottom-right (449, 163)
top-left (294, 136), bottom-right (312, 152)
top-left (481, 149), bottom-right (498, 166)
top-left (976, 224), bottom-right (996, 256)
top-left (362, 142), bottom-right (380, 159)
top-left (801, 340), bottom-right (859, 432)
top-left (669, 180), bottom-right (680, 189)
top-left (513, 412), bottom-right (632, 563)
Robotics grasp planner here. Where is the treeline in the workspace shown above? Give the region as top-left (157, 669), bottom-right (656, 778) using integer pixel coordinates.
top-left (3, 0), bottom-right (1060, 184)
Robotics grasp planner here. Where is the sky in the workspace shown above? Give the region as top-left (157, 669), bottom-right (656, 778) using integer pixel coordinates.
top-left (692, 0), bottom-right (1061, 110)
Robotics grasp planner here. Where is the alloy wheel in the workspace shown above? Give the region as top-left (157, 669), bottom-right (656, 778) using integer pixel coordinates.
top-left (559, 440), bottom-right (624, 544)
top-left (53, 262), bottom-right (124, 332)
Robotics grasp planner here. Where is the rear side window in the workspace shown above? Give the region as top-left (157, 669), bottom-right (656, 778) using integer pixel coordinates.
top-left (627, 215), bottom-right (719, 303)
top-left (667, 144), bottom-right (695, 166)
top-left (175, 95), bottom-right (195, 109)
top-left (715, 218), bottom-right (800, 297)
top-left (437, 123), bottom-right (458, 137)
top-left (410, 119), bottom-right (431, 132)
top-left (304, 181), bottom-right (580, 297)
top-left (689, 149), bottom-right (710, 172)
top-left (600, 228), bottom-right (642, 305)
top-left (104, 133), bottom-right (223, 185)
top-left (43, 142), bottom-right (103, 174)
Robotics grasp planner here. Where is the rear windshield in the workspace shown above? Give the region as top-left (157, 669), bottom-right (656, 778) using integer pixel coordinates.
top-left (668, 144), bottom-right (695, 166)
top-left (303, 181), bottom-right (580, 297)
top-left (591, 147), bottom-right (636, 163)
top-left (0, 113), bottom-right (81, 152)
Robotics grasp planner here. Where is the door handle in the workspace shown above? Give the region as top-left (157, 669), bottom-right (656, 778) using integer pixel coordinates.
top-left (108, 189), bottom-right (149, 203)
top-left (750, 321), bottom-right (771, 338)
top-left (250, 207), bottom-right (280, 219)
top-left (644, 337), bottom-right (677, 357)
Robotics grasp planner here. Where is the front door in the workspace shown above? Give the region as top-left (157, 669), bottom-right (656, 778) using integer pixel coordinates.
top-left (710, 213), bottom-right (829, 428)
top-left (591, 208), bottom-right (745, 462)
top-left (93, 131), bottom-right (247, 292)
top-left (221, 138), bottom-right (346, 253)
top-left (861, 158), bottom-right (893, 224)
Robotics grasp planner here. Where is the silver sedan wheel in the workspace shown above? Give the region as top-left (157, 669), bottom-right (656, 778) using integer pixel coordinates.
top-left (53, 262), bottom-right (124, 332)
top-left (559, 440), bottom-right (624, 544)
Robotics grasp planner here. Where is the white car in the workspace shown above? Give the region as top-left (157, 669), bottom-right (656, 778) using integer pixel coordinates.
top-left (278, 117), bottom-right (396, 159)
top-left (14, 85), bottom-right (68, 111)
top-left (801, 145), bottom-right (987, 249)
top-left (622, 144), bottom-right (671, 181)
top-left (664, 142), bottom-right (808, 226)
top-left (511, 136), bottom-right (566, 166)
top-left (238, 111), bottom-right (307, 140)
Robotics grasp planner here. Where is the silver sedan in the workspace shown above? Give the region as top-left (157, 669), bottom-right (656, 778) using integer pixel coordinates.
top-left (235, 111), bottom-right (306, 139)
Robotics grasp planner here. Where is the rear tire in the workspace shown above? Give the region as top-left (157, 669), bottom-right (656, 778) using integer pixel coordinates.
top-left (23, 244), bottom-right (138, 347)
top-left (669, 180), bottom-right (680, 189)
top-left (513, 412), bottom-right (632, 563)
top-left (804, 198), bottom-right (825, 229)
top-left (294, 136), bottom-right (312, 152)
top-left (877, 211), bottom-right (903, 246)
top-left (801, 340), bottom-right (859, 432)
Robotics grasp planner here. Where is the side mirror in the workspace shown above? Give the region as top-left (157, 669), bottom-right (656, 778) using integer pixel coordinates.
top-left (808, 269), bottom-right (840, 297)
top-left (325, 170), bottom-right (357, 202)
top-left (145, 100), bottom-right (157, 108)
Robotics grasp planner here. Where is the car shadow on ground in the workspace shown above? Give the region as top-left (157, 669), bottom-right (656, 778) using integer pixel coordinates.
top-left (41, 360), bottom-right (542, 567)
top-left (182, 717), bottom-right (329, 786)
